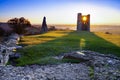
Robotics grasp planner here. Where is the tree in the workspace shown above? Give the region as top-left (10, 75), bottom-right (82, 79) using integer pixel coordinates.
top-left (7, 17), bottom-right (31, 34)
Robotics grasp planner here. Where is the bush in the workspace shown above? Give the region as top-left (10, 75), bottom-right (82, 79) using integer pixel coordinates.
top-left (49, 26), bottom-right (56, 31)
top-left (7, 17), bottom-right (31, 34)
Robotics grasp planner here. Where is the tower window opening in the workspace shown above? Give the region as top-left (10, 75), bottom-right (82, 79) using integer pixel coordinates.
top-left (82, 16), bottom-right (87, 22)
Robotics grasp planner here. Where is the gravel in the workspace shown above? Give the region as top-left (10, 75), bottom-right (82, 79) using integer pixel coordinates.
top-left (0, 63), bottom-right (90, 80)
top-left (0, 50), bottom-right (120, 80)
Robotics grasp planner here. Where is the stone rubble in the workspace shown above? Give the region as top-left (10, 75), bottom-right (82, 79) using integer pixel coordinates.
top-left (0, 33), bottom-right (22, 66)
top-left (0, 63), bottom-right (90, 80)
top-left (0, 50), bottom-right (120, 80)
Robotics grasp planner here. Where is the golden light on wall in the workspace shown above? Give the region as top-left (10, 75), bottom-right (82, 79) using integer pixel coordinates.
top-left (82, 16), bottom-right (87, 21)
top-left (77, 13), bottom-right (90, 31)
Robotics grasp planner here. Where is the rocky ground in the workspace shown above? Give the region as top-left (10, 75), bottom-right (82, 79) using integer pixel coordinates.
top-left (0, 51), bottom-right (120, 80)
top-left (0, 33), bottom-right (22, 66)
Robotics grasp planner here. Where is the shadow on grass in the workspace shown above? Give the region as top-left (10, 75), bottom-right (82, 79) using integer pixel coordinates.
top-left (17, 31), bottom-right (120, 66)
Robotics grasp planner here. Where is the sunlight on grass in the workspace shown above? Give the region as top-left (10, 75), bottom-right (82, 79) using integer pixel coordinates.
top-left (94, 32), bottom-right (120, 47)
top-left (80, 38), bottom-right (86, 51)
top-left (17, 30), bottom-right (120, 66)
top-left (20, 30), bottom-right (72, 45)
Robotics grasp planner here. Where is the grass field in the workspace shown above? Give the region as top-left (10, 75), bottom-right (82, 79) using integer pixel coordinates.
top-left (17, 30), bottom-right (120, 66)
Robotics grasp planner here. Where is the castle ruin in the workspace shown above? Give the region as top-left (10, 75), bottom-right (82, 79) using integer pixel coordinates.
top-left (40, 16), bottom-right (48, 33)
top-left (77, 13), bottom-right (90, 31)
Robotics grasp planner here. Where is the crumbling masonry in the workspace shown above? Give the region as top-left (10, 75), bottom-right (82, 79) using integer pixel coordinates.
top-left (77, 13), bottom-right (90, 31)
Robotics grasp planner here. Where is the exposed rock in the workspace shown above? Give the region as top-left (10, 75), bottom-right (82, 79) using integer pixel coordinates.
top-left (9, 53), bottom-right (21, 66)
top-left (105, 32), bottom-right (112, 34)
top-left (63, 51), bottom-right (92, 62)
top-left (9, 53), bottom-right (21, 59)
top-left (0, 50), bottom-right (120, 80)
top-left (0, 44), bottom-right (14, 66)
top-left (54, 50), bottom-right (120, 79)
top-left (0, 33), bottom-right (21, 66)
top-left (9, 33), bottom-right (20, 41)
top-left (0, 63), bottom-right (90, 80)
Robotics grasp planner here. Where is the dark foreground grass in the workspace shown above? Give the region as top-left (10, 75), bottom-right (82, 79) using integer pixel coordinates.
top-left (17, 30), bottom-right (120, 66)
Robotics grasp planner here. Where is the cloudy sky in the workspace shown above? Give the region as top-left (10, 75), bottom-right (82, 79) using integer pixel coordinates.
top-left (0, 0), bottom-right (120, 25)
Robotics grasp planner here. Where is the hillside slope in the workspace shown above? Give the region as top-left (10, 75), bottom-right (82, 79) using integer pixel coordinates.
top-left (18, 30), bottom-right (120, 66)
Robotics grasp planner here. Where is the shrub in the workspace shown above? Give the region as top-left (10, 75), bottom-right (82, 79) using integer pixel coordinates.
top-left (7, 17), bottom-right (31, 34)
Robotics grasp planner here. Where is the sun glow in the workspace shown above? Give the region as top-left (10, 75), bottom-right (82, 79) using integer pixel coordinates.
top-left (82, 16), bottom-right (87, 21)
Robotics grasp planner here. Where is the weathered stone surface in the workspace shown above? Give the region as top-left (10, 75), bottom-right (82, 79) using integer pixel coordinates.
top-left (0, 33), bottom-right (21, 66)
top-left (40, 17), bottom-right (48, 33)
top-left (0, 50), bottom-right (120, 80)
top-left (53, 50), bottom-right (120, 79)
top-left (9, 53), bottom-right (21, 66)
top-left (9, 33), bottom-right (20, 41)
top-left (0, 63), bottom-right (90, 80)
top-left (0, 44), bottom-right (14, 66)
top-left (9, 53), bottom-right (21, 59)
top-left (63, 51), bottom-right (92, 62)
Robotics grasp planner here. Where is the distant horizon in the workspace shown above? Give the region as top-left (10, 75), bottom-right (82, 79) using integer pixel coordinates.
top-left (1, 14), bottom-right (120, 25)
top-left (1, 21), bottom-right (120, 26)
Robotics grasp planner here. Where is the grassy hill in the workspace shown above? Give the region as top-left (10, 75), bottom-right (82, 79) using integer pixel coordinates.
top-left (17, 30), bottom-right (120, 66)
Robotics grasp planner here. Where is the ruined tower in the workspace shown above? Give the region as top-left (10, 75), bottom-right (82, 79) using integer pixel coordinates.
top-left (77, 13), bottom-right (90, 31)
top-left (41, 16), bottom-right (48, 33)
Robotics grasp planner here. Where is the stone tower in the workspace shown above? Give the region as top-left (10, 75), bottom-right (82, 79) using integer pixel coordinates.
top-left (77, 13), bottom-right (90, 31)
top-left (41, 16), bottom-right (48, 33)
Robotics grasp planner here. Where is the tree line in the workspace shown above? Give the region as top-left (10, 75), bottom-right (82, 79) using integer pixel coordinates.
top-left (7, 17), bottom-right (31, 34)
top-left (0, 17), bottom-right (31, 36)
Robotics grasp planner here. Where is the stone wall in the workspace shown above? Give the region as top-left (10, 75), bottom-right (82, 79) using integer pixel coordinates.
top-left (77, 13), bottom-right (90, 31)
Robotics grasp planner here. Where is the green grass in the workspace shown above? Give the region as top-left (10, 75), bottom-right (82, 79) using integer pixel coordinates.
top-left (17, 30), bottom-right (120, 66)
top-left (89, 66), bottom-right (94, 79)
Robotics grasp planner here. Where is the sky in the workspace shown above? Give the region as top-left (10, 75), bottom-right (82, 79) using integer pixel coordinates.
top-left (0, 0), bottom-right (120, 25)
